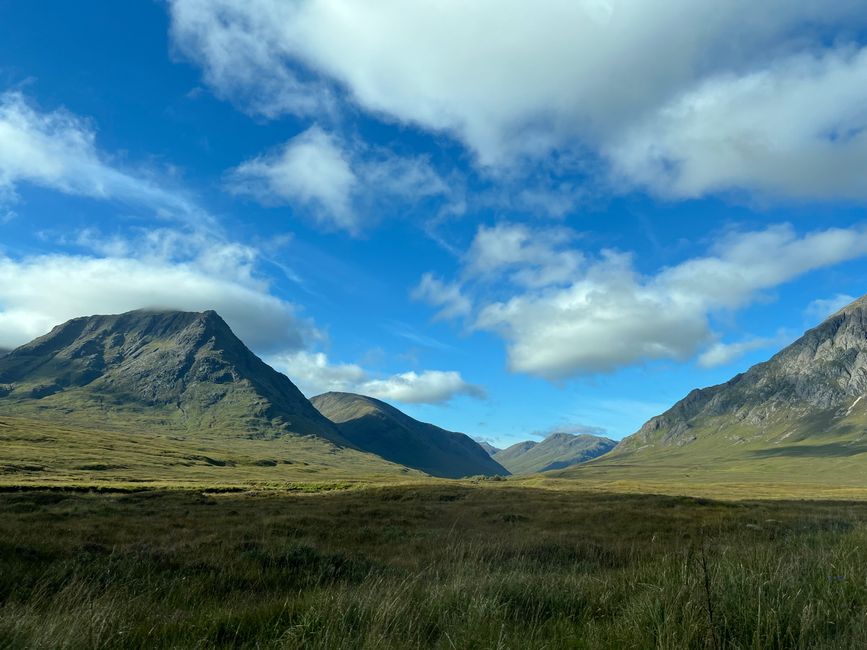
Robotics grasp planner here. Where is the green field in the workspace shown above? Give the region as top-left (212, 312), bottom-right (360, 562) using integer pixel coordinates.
top-left (4, 412), bottom-right (867, 648)
top-left (0, 416), bottom-right (420, 489)
top-left (3, 484), bottom-right (867, 649)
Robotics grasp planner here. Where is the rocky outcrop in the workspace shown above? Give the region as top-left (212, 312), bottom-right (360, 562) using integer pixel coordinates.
top-left (621, 294), bottom-right (867, 450)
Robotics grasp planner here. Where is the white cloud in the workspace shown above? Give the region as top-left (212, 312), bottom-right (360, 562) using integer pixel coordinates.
top-left (229, 126), bottom-right (357, 231)
top-left (474, 250), bottom-right (711, 377)
top-left (610, 47), bottom-right (867, 199)
top-left (270, 350), bottom-right (367, 395)
top-left (412, 273), bottom-right (471, 321)
top-left (805, 294), bottom-right (857, 322)
top-left (697, 337), bottom-right (780, 368)
top-left (272, 351), bottom-right (484, 405)
top-left (168, 0), bottom-right (867, 186)
top-left (465, 223), bottom-right (582, 288)
top-left (168, 0), bottom-right (333, 118)
top-left (0, 91), bottom-right (204, 220)
top-left (0, 230), bottom-right (314, 354)
top-left (424, 223), bottom-right (867, 380)
top-left (359, 370), bottom-right (485, 404)
top-left (228, 125), bottom-right (449, 233)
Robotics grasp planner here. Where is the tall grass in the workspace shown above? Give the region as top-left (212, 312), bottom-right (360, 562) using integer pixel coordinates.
top-left (1, 487), bottom-right (866, 648)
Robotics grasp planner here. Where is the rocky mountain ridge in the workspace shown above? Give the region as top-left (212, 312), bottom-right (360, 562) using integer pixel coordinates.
top-left (620, 294), bottom-right (867, 451)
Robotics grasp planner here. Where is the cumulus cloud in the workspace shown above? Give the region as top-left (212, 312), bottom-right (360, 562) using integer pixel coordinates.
top-left (272, 351), bottom-right (484, 405)
top-left (360, 370), bottom-right (485, 404)
top-left (228, 125), bottom-right (450, 233)
top-left (168, 0), bottom-right (867, 201)
top-left (610, 47), bottom-right (867, 199)
top-left (421, 222), bottom-right (867, 380)
top-left (0, 229), bottom-right (314, 354)
top-left (805, 294), bottom-right (857, 322)
top-left (270, 350), bottom-right (367, 395)
top-left (465, 223), bottom-right (582, 288)
top-left (0, 91), bottom-right (203, 220)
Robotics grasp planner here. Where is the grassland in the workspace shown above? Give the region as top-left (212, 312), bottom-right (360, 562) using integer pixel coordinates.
top-left (551, 412), bottom-right (867, 501)
top-left (0, 415), bottom-right (420, 489)
top-left (3, 484), bottom-right (867, 648)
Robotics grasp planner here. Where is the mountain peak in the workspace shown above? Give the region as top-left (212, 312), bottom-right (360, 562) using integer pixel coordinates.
top-left (0, 309), bottom-right (345, 442)
top-left (620, 291), bottom-right (867, 452)
top-left (493, 433), bottom-right (615, 474)
top-left (828, 293), bottom-right (867, 320)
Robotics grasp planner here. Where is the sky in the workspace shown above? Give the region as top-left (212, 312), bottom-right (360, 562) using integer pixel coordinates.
top-left (2, 1), bottom-right (867, 447)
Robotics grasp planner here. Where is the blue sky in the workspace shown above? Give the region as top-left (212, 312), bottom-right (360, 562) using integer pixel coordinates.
top-left (2, 1), bottom-right (867, 446)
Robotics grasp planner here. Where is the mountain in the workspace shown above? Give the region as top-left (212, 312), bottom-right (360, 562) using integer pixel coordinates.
top-left (476, 441), bottom-right (500, 456)
top-left (0, 310), bottom-right (415, 484)
top-left (493, 433), bottom-right (616, 474)
top-left (621, 296), bottom-right (867, 451)
top-left (558, 294), bottom-right (867, 488)
top-left (311, 392), bottom-right (509, 478)
top-left (0, 309), bottom-right (347, 442)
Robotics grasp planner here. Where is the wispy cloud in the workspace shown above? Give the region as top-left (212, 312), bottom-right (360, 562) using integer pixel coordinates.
top-left (805, 294), bottom-right (857, 322)
top-left (227, 125), bottom-right (452, 234)
top-left (0, 91), bottom-right (209, 224)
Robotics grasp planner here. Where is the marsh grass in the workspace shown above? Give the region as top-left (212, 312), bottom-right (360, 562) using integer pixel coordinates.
top-left (1, 486), bottom-right (866, 648)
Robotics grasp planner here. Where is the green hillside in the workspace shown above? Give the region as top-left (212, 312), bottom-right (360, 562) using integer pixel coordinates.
top-left (0, 310), bottom-right (419, 485)
top-left (311, 392), bottom-right (509, 478)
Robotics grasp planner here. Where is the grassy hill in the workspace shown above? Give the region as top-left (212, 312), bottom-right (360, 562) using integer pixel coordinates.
top-left (312, 392), bottom-right (508, 478)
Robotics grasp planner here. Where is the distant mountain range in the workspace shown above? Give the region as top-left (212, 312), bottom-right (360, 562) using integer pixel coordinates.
top-left (490, 433), bottom-right (615, 474)
top-left (476, 441), bottom-right (500, 456)
top-left (0, 310), bottom-right (503, 482)
top-left (5, 296), bottom-right (867, 488)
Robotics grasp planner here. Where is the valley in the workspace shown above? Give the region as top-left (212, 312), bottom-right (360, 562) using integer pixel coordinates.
top-left (3, 307), bottom-right (867, 648)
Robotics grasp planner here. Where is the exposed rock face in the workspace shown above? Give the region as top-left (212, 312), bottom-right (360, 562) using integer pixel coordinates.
top-left (494, 433), bottom-right (616, 474)
top-left (0, 310), bottom-right (346, 442)
top-left (621, 295), bottom-right (867, 450)
top-left (311, 391), bottom-right (509, 478)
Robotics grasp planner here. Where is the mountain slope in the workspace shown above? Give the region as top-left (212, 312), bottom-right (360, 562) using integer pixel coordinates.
top-left (555, 295), bottom-right (867, 488)
top-left (0, 309), bottom-right (347, 441)
top-left (477, 441), bottom-right (500, 456)
top-left (621, 295), bottom-right (867, 453)
top-left (494, 433), bottom-right (616, 474)
top-left (0, 310), bottom-right (418, 484)
top-left (311, 392), bottom-right (509, 478)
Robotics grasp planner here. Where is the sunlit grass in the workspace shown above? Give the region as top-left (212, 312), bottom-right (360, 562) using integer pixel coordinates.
top-left (2, 485), bottom-right (867, 648)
